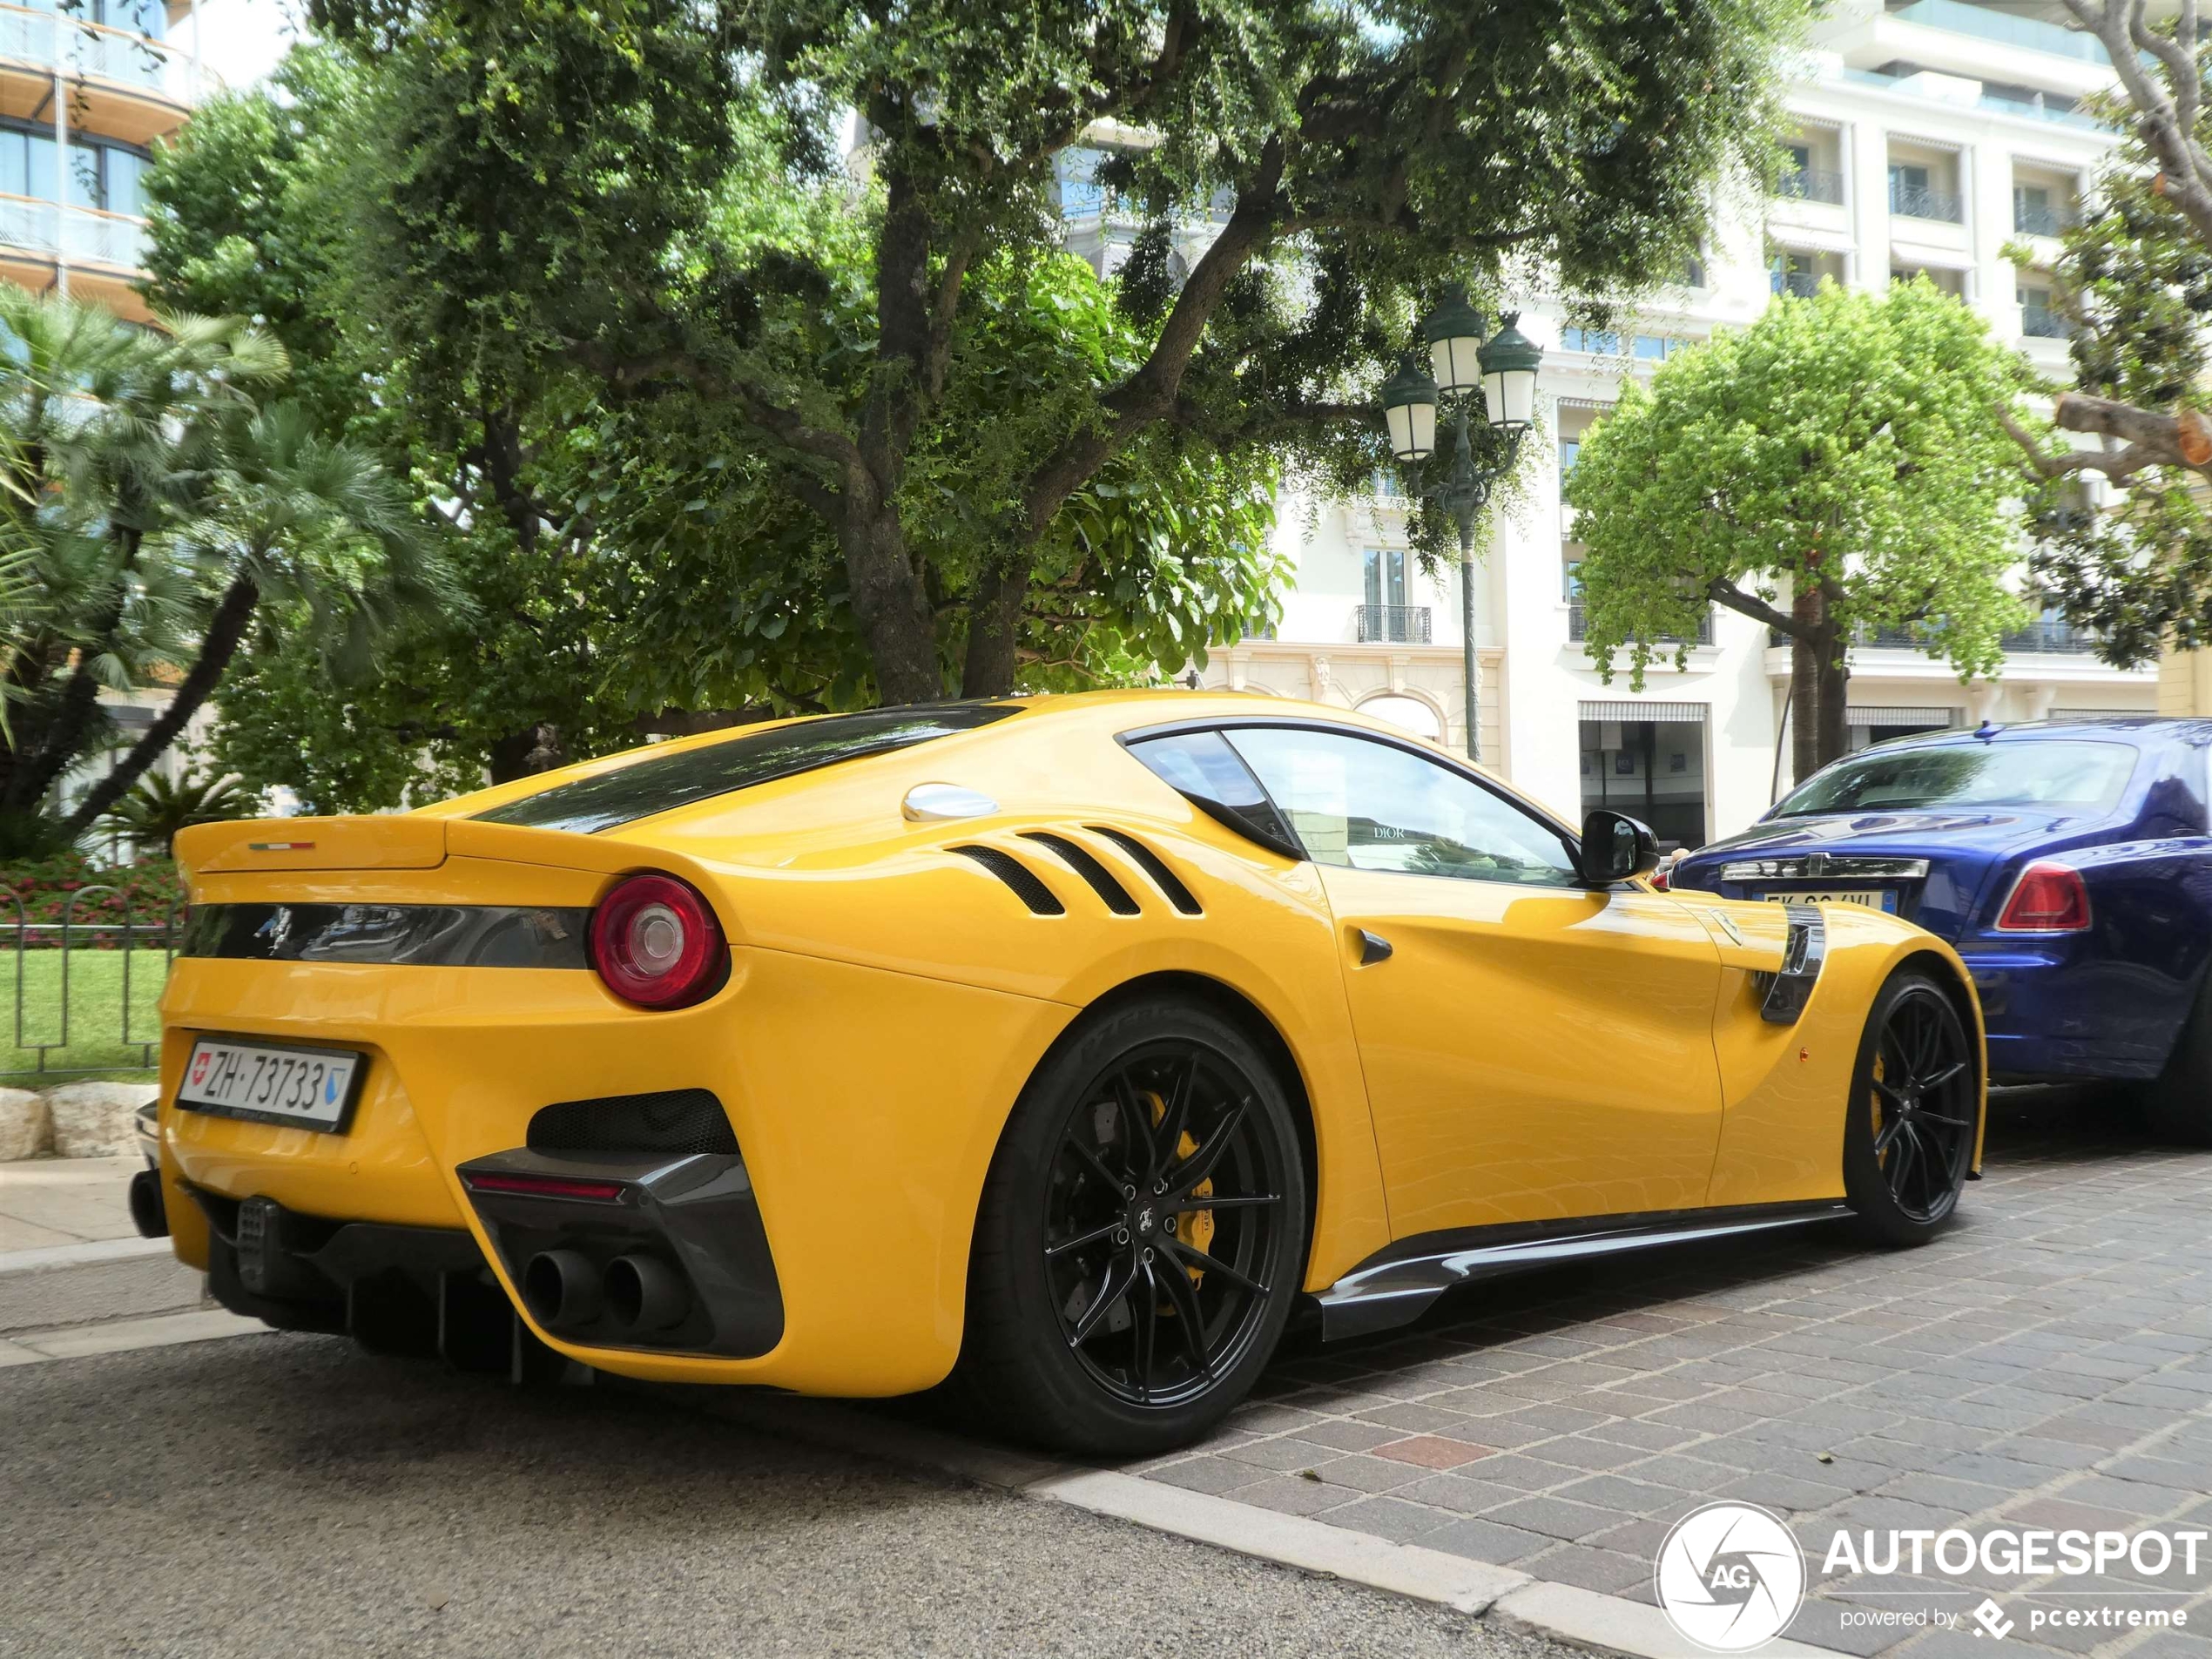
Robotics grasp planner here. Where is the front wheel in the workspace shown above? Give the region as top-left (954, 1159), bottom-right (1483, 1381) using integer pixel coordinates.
top-left (1842, 970), bottom-right (1980, 1246)
top-left (956, 999), bottom-right (1309, 1457)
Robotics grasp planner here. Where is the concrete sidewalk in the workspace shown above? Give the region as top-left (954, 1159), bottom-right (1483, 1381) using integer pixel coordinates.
top-left (0, 1155), bottom-right (206, 1334)
top-left (0, 1153), bottom-right (141, 1248)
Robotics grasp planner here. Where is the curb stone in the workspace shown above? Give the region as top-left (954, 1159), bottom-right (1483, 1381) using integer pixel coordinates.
top-left (670, 1386), bottom-right (1801, 1659)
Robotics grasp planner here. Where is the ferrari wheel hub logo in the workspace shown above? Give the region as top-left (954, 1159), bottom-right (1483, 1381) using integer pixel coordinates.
top-left (1134, 1206), bottom-right (1155, 1236)
top-left (1656, 1501), bottom-right (1806, 1652)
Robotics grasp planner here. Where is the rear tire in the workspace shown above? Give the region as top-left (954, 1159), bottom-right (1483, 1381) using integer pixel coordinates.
top-left (955, 996), bottom-right (1309, 1458)
top-left (2137, 971), bottom-right (2212, 1146)
top-left (1842, 970), bottom-right (1980, 1247)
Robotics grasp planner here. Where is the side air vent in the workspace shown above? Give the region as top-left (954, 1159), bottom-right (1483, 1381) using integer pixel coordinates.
top-left (528, 1089), bottom-right (739, 1157)
top-left (949, 845), bottom-right (1065, 915)
top-left (1021, 832), bottom-right (1140, 915)
top-left (1085, 826), bottom-right (1203, 915)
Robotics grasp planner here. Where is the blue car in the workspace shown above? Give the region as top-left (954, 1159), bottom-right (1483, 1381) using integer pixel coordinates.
top-left (1672, 718), bottom-right (2212, 1137)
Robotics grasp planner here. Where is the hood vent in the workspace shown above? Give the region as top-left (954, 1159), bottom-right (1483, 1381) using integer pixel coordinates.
top-left (1086, 826), bottom-right (1203, 915)
top-left (1021, 832), bottom-right (1139, 915)
top-left (949, 845), bottom-right (1065, 915)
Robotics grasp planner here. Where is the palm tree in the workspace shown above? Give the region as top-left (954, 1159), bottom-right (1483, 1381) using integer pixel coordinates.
top-left (98, 768), bottom-right (252, 858)
top-left (63, 401), bottom-right (438, 834)
top-left (0, 288), bottom-right (289, 835)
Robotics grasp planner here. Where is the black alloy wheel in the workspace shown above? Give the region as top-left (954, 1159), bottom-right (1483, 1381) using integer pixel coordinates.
top-left (1844, 971), bottom-right (1979, 1243)
top-left (958, 998), bottom-right (1307, 1456)
top-left (1043, 1043), bottom-right (1289, 1409)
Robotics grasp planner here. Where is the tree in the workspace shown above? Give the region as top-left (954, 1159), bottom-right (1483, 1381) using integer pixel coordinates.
top-left (1993, 3), bottom-right (2212, 665)
top-left (300, 0), bottom-right (1806, 706)
top-left (145, 48), bottom-right (1289, 809)
top-left (0, 288), bottom-right (432, 852)
top-left (1566, 280), bottom-right (2037, 778)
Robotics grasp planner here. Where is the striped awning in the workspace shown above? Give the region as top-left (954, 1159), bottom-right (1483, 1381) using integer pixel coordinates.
top-left (1845, 705), bottom-right (1957, 727)
top-left (1578, 700), bottom-right (1706, 722)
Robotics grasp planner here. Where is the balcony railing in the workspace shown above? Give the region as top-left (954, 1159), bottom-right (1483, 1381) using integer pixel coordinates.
top-left (1890, 0), bottom-right (2111, 67)
top-left (2013, 202), bottom-right (2076, 236)
top-left (1356, 604), bottom-right (1431, 644)
top-left (1889, 182), bottom-right (1965, 223)
top-left (1570, 605), bottom-right (1714, 646)
top-left (0, 5), bottom-right (194, 102)
top-left (1771, 270), bottom-right (1822, 299)
top-left (1768, 619), bottom-right (2101, 654)
top-left (1775, 167), bottom-right (1845, 206)
top-left (0, 193), bottom-right (148, 270)
top-left (2020, 306), bottom-right (2070, 340)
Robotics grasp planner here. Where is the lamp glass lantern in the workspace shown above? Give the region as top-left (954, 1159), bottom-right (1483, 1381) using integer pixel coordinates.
top-left (1380, 355), bottom-right (1440, 462)
top-left (1423, 283), bottom-right (1488, 396)
top-left (1478, 312), bottom-right (1541, 430)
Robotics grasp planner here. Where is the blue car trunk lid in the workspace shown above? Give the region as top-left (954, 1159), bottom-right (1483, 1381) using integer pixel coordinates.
top-left (1676, 812), bottom-right (2087, 941)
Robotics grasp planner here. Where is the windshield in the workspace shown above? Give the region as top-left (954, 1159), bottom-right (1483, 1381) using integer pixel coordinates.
top-left (472, 705), bottom-right (1019, 834)
top-left (1774, 739), bottom-right (2136, 818)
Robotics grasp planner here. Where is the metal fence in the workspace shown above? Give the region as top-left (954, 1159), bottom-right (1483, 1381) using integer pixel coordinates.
top-left (0, 884), bottom-right (180, 1080)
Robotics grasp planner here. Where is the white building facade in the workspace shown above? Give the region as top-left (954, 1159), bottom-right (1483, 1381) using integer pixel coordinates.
top-left (1176, 0), bottom-right (2155, 847)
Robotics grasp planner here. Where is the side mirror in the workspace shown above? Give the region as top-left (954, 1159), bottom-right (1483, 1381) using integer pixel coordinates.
top-left (1578, 809), bottom-right (1661, 885)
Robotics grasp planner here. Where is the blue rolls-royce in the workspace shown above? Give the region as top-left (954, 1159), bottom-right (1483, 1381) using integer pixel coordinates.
top-left (1671, 718), bottom-right (2212, 1137)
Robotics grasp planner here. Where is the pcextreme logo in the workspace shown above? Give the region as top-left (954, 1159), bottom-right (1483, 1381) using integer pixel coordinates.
top-left (1654, 1501), bottom-right (1808, 1653)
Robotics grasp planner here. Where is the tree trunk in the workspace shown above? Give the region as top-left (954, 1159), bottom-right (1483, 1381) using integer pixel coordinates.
top-left (841, 482), bottom-right (943, 705)
top-left (1788, 635), bottom-right (1817, 792)
top-left (1814, 626), bottom-right (1850, 771)
top-left (64, 572), bottom-right (260, 835)
top-left (960, 563), bottom-right (1028, 698)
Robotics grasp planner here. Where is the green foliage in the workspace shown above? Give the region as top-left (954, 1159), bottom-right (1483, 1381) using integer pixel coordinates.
top-left (0, 281), bottom-right (428, 845)
top-left (1567, 280), bottom-right (2036, 688)
top-left (98, 772), bottom-right (251, 860)
top-left (264, 0), bottom-right (1805, 709)
top-left (2012, 98), bottom-right (2212, 666)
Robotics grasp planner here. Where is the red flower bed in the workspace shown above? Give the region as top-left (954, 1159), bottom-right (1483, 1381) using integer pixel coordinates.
top-left (0, 854), bottom-right (187, 948)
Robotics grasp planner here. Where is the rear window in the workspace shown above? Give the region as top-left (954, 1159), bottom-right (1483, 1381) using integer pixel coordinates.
top-left (1774, 739), bottom-right (2136, 818)
top-left (472, 705), bottom-right (1020, 834)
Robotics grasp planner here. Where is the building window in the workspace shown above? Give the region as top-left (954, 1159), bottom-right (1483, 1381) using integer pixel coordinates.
top-left (1561, 326), bottom-right (1621, 354)
top-left (1561, 546), bottom-right (1585, 601)
top-left (1770, 252), bottom-right (1820, 299)
top-left (1363, 547), bottom-right (1406, 611)
top-left (1372, 467), bottom-right (1404, 500)
top-left (1558, 438), bottom-right (1580, 500)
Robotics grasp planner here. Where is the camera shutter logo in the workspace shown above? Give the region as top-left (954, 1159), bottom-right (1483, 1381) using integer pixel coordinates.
top-left (1655, 1501), bottom-right (1807, 1652)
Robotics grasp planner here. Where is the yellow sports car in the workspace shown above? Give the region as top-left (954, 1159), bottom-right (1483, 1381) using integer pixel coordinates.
top-left (152, 692), bottom-right (1985, 1453)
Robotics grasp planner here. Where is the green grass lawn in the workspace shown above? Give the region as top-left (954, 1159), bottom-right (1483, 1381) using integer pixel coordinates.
top-left (0, 949), bottom-right (169, 1082)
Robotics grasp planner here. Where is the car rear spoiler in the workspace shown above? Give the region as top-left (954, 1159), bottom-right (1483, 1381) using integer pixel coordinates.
top-left (176, 817), bottom-right (448, 879)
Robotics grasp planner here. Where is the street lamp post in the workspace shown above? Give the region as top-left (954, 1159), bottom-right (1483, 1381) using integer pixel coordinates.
top-left (1379, 287), bottom-right (1541, 764)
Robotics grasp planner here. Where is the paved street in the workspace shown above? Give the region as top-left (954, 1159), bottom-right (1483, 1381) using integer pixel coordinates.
top-left (7, 1089), bottom-right (2212, 1658)
top-left (0, 1332), bottom-right (1574, 1659)
top-left (1141, 1089), bottom-right (2212, 1656)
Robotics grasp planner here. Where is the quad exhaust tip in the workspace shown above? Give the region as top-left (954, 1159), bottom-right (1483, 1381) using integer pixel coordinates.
top-left (523, 1249), bottom-right (603, 1328)
top-left (604, 1252), bottom-right (689, 1332)
top-left (523, 1248), bottom-right (691, 1336)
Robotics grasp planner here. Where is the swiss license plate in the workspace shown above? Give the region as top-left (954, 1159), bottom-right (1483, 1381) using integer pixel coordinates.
top-left (176, 1035), bottom-right (367, 1133)
top-left (1758, 888), bottom-right (1897, 913)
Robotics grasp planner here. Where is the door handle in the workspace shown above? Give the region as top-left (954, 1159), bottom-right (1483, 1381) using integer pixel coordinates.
top-left (1356, 929), bottom-right (1393, 965)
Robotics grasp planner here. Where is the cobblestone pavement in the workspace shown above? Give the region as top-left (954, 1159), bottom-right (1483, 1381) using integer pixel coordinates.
top-left (1133, 1089), bottom-right (2212, 1657)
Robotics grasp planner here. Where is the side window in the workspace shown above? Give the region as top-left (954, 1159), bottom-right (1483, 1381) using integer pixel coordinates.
top-left (1225, 727), bottom-right (1582, 887)
top-left (1126, 731), bottom-right (1301, 859)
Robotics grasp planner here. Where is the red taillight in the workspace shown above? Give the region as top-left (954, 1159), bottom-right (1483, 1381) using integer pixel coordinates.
top-left (462, 1171), bottom-right (626, 1203)
top-left (1995, 861), bottom-right (2093, 933)
top-left (589, 872), bottom-right (726, 1009)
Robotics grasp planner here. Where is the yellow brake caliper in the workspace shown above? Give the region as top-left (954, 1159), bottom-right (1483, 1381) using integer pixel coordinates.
top-left (1143, 1090), bottom-right (1214, 1292)
top-left (1871, 1053), bottom-right (1889, 1169)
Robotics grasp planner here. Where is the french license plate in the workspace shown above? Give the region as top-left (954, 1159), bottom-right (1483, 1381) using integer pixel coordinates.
top-left (1758, 888), bottom-right (1897, 913)
top-left (176, 1035), bottom-right (367, 1133)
